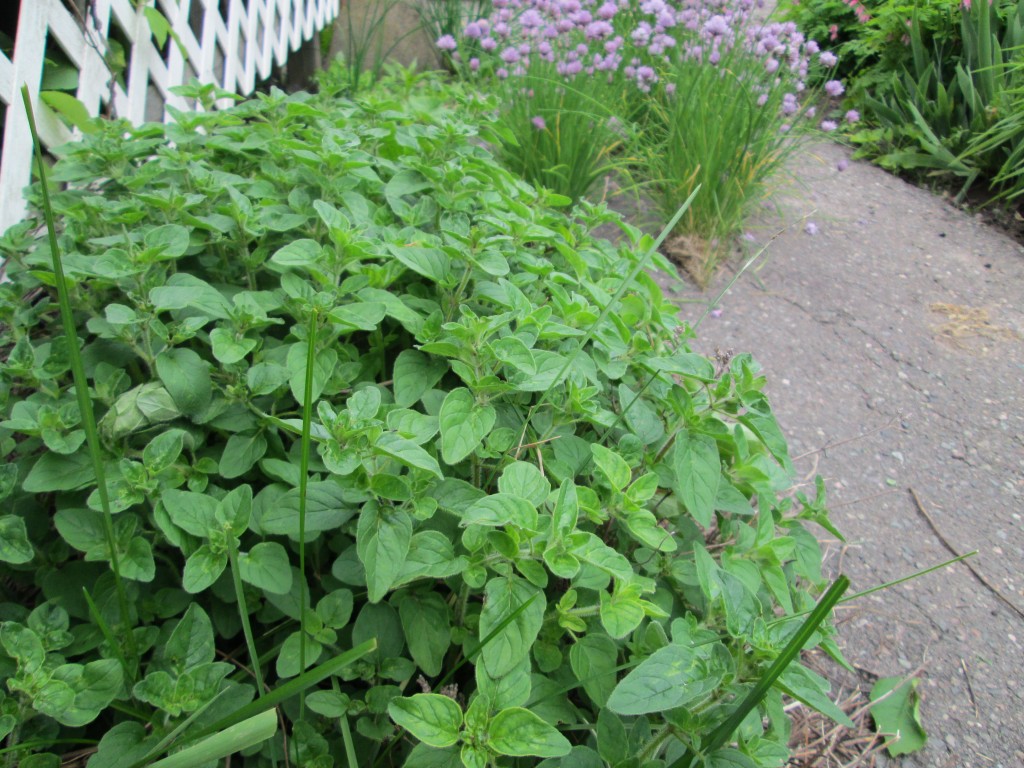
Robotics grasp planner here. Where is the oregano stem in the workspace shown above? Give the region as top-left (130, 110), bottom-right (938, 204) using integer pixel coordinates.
top-left (21, 86), bottom-right (137, 674)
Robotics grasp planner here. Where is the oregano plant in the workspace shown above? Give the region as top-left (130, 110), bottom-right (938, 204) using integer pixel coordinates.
top-left (0, 66), bottom-right (847, 767)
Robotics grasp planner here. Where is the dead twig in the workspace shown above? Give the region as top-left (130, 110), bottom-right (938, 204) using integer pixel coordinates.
top-left (909, 487), bottom-right (1024, 622)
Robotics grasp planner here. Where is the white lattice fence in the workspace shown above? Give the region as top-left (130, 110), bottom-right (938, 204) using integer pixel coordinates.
top-left (0, 0), bottom-right (339, 235)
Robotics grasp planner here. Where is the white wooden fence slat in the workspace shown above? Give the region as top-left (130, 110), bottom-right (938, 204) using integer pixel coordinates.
top-left (0, 0), bottom-right (339, 237)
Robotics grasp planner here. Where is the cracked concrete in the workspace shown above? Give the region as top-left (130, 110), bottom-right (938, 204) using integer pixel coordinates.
top-left (660, 141), bottom-right (1024, 767)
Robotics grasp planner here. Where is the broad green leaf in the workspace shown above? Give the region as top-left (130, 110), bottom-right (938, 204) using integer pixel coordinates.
top-left (23, 450), bottom-right (94, 492)
top-left (150, 274), bottom-right (231, 319)
top-left (439, 388), bottom-right (495, 465)
top-left (597, 709), bottom-right (628, 765)
top-left (490, 337), bottom-right (536, 375)
top-left (463, 493), bottom-right (538, 530)
top-left (40, 91), bottom-right (95, 134)
top-left (270, 239), bottom-right (323, 268)
top-left (238, 542), bottom-right (293, 594)
top-left (599, 584), bottom-right (646, 640)
top-left (259, 481), bottom-right (356, 539)
top-left (210, 328), bottom-right (257, 365)
top-left (329, 302), bottom-right (388, 332)
top-left (475, 655), bottom-right (531, 709)
top-left (164, 604), bottom-right (216, 673)
top-left (356, 501), bottom-right (413, 602)
top-left (0, 622), bottom-right (45, 674)
top-left (403, 744), bottom-right (461, 768)
top-left (607, 642), bottom-right (721, 715)
top-left (155, 348), bottom-right (212, 417)
top-left (705, 748), bottom-right (759, 768)
top-left (512, 350), bottom-right (569, 392)
top-left (376, 433), bottom-right (443, 478)
top-left (498, 462), bottom-right (550, 507)
top-left (161, 490), bottom-right (219, 537)
top-left (246, 363), bottom-right (290, 395)
top-left (143, 429), bottom-right (185, 473)
top-left (388, 694), bottom-right (463, 748)
top-left (182, 545), bottom-right (228, 593)
top-left (569, 634), bottom-right (618, 707)
top-left (393, 350), bottom-right (448, 408)
top-left (0, 516), bottom-right (34, 564)
top-left (306, 690), bottom-right (350, 718)
top-left (487, 708), bottom-right (570, 757)
top-left (777, 664), bottom-right (854, 729)
top-left (122, 536), bottom-right (156, 582)
top-left (869, 677), bottom-right (927, 756)
top-left (550, 479), bottom-right (579, 539)
top-left (143, 224), bottom-right (190, 259)
top-left (386, 244), bottom-right (450, 283)
top-left (394, 531), bottom-right (468, 587)
top-left (316, 589), bottom-right (354, 629)
top-left (591, 444), bottom-right (631, 491)
top-left (398, 592), bottom-right (451, 677)
top-left (276, 632), bottom-right (323, 678)
top-left (478, 576), bottom-right (545, 678)
top-left (671, 432), bottom-right (720, 528)
top-left (219, 431), bottom-right (267, 479)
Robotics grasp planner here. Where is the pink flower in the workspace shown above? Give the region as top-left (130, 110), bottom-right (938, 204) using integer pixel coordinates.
top-left (845, 109), bottom-right (860, 123)
top-left (805, 222), bottom-right (819, 235)
top-left (437, 34), bottom-right (457, 51)
top-left (531, 115), bottom-right (546, 131)
top-left (820, 119), bottom-right (837, 131)
top-left (837, 158), bottom-right (849, 171)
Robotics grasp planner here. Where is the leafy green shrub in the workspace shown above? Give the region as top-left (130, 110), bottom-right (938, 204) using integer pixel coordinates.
top-left (0, 68), bottom-right (845, 767)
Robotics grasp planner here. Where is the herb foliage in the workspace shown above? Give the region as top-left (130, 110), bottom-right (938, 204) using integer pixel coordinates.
top-left (0, 68), bottom-right (844, 767)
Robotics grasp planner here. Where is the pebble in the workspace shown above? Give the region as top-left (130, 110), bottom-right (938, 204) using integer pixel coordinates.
top-left (946, 734), bottom-right (958, 750)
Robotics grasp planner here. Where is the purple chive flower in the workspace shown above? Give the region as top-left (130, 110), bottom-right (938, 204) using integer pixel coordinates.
top-left (531, 115), bottom-right (547, 131)
top-left (824, 79), bottom-right (844, 97)
top-left (845, 109), bottom-right (860, 123)
top-left (820, 119), bottom-right (838, 131)
top-left (710, 308), bottom-right (724, 318)
top-left (481, 37), bottom-right (497, 51)
top-left (806, 39), bottom-right (820, 54)
top-left (704, 15), bottom-right (730, 37)
top-left (520, 9), bottom-right (542, 29)
top-left (765, 58), bottom-right (779, 73)
top-left (837, 158), bottom-right (849, 172)
top-left (437, 34), bottom-right (457, 51)
top-left (819, 51), bottom-right (837, 67)
top-left (469, 57), bottom-right (480, 71)
top-left (598, 1), bottom-right (618, 19)
top-left (500, 46), bottom-right (520, 64)
top-left (464, 22), bottom-right (482, 39)
top-left (665, 82), bottom-right (676, 95)
top-left (805, 222), bottom-right (819, 235)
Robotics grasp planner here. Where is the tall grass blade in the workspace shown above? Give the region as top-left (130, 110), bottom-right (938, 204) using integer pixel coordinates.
top-left (21, 86), bottom-right (137, 672)
top-left (147, 710), bottom-right (278, 768)
top-left (297, 307), bottom-right (319, 719)
top-left (668, 575), bottom-right (850, 768)
top-left (227, 542), bottom-right (269, 700)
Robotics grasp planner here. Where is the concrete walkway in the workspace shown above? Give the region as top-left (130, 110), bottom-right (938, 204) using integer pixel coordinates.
top-left (669, 141), bottom-right (1024, 767)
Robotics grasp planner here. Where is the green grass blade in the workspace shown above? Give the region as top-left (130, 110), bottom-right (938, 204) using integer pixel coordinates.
top-left (668, 575), bottom-right (850, 768)
top-left (227, 542), bottom-right (268, 698)
top-left (297, 307), bottom-right (319, 720)
top-left (21, 85), bottom-right (137, 673)
top-left (147, 710), bottom-right (278, 768)
top-left (180, 639), bottom-right (376, 747)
